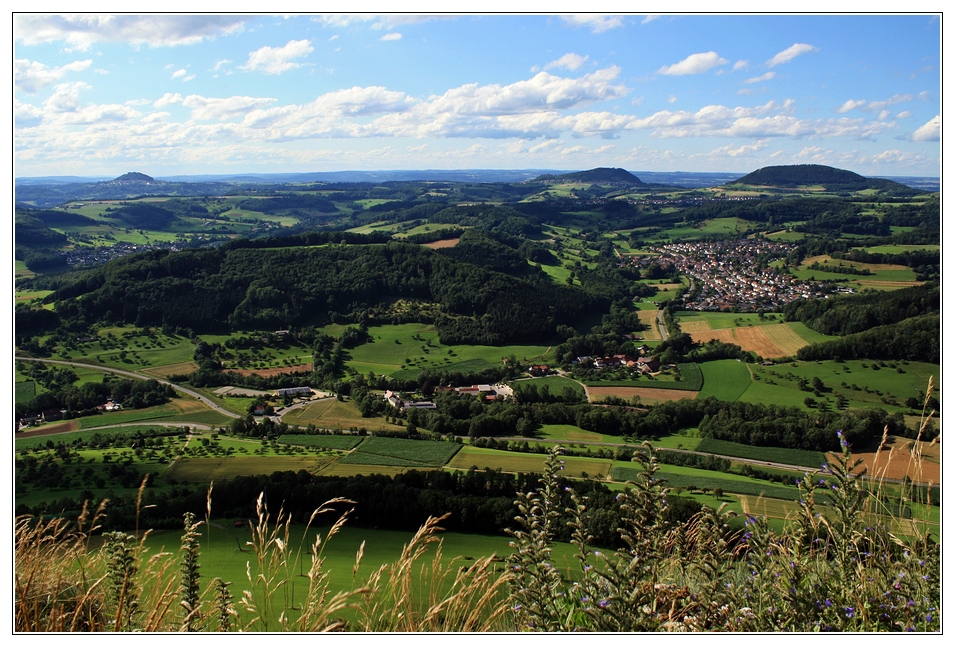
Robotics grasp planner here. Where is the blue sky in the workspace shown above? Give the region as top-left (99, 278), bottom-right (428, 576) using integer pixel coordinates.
top-left (13, 13), bottom-right (941, 178)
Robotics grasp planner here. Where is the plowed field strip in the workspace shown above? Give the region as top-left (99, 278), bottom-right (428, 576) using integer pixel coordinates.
top-left (588, 386), bottom-right (698, 402)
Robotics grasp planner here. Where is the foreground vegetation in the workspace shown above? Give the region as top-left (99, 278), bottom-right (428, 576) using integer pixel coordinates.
top-left (15, 436), bottom-right (939, 632)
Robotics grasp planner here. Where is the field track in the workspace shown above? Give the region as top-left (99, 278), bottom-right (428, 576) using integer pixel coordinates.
top-left (588, 386), bottom-right (698, 402)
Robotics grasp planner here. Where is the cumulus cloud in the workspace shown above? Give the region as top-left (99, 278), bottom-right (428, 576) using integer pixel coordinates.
top-left (182, 95), bottom-right (279, 121)
top-left (837, 99), bottom-right (866, 113)
top-left (242, 39), bottom-right (314, 75)
top-left (14, 14), bottom-right (248, 51)
top-left (744, 72), bottom-right (776, 84)
top-left (154, 92), bottom-right (183, 108)
top-left (911, 115), bottom-right (940, 141)
top-left (380, 32), bottom-right (402, 41)
top-left (657, 52), bottom-right (728, 76)
top-left (545, 53), bottom-right (589, 72)
top-left (733, 60), bottom-right (749, 71)
top-left (562, 15), bottom-right (626, 33)
top-left (766, 43), bottom-right (817, 67)
top-left (15, 58), bottom-right (92, 93)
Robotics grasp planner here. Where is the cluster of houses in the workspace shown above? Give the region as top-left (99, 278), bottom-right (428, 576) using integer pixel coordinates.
top-left (645, 239), bottom-right (837, 312)
top-left (384, 383), bottom-right (515, 411)
top-left (575, 355), bottom-right (661, 374)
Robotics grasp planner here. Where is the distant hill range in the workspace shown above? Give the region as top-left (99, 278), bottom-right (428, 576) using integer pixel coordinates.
top-left (534, 167), bottom-right (644, 185)
top-left (729, 164), bottom-right (925, 195)
top-left (109, 172), bottom-right (157, 184)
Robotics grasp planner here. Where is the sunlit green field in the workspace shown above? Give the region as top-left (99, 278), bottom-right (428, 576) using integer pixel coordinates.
top-left (676, 311), bottom-right (786, 329)
top-left (343, 323), bottom-right (551, 377)
top-left (697, 360), bottom-right (752, 401)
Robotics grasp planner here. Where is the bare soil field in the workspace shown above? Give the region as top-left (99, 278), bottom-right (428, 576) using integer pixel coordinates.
top-left (636, 310), bottom-right (662, 340)
top-left (689, 326), bottom-right (790, 358)
top-left (232, 363), bottom-right (313, 377)
top-left (16, 420), bottom-right (79, 437)
top-left (856, 280), bottom-right (923, 290)
top-left (854, 437), bottom-right (940, 484)
top-left (423, 238), bottom-right (460, 249)
top-left (588, 386), bottom-right (698, 403)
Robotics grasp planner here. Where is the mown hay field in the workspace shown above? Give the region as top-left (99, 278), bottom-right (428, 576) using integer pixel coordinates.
top-left (853, 437), bottom-right (940, 484)
top-left (588, 386), bottom-right (697, 404)
top-left (165, 456), bottom-right (334, 482)
top-left (688, 323), bottom-right (809, 358)
top-left (636, 310), bottom-right (662, 340)
top-left (448, 447), bottom-right (613, 479)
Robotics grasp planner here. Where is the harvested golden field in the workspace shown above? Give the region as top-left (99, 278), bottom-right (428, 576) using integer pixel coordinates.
top-left (678, 319), bottom-right (711, 332)
top-left (758, 324), bottom-right (812, 356)
top-left (854, 437), bottom-right (940, 484)
top-left (588, 386), bottom-right (697, 403)
top-left (636, 310), bottom-right (662, 340)
top-left (689, 325), bottom-right (791, 358)
top-left (423, 238), bottom-right (460, 249)
top-left (167, 397), bottom-right (220, 416)
top-left (141, 361), bottom-right (199, 378)
top-left (856, 280), bottom-right (923, 290)
top-left (232, 363), bottom-right (313, 377)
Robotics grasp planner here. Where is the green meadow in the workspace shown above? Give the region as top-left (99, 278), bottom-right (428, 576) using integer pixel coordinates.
top-left (697, 360), bottom-right (752, 401)
top-left (344, 323), bottom-right (551, 377)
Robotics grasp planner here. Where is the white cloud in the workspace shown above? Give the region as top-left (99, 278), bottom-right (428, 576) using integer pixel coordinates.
top-left (14, 15), bottom-right (247, 51)
top-left (837, 99), bottom-right (866, 113)
top-left (154, 93), bottom-right (183, 108)
top-left (733, 60), bottom-right (749, 71)
top-left (172, 69), bottom-right (188, 79)
top-left (766, 43), bottom-right (817, 67)
top-left (562, 15), bottom-right (625, 33)
top-left (911, 115), bottom-right (940, 141)
top-left (744, 72), bottom-right (776, 84)
top-left (545, 53), bottom-right (589, 72)
top-left (864, 94), bottom-right (913, 112)
top-left (657, 52), bottom-right (728, 76)
top-left (896, 111), bottom-right (912, 119)
top-left (242, 39), bottom-right (314, 75)
top-left (212, 59), bottom-right (232, 71)
top-left (183, 95), bottom-right (279, 121)
top-left (380, 32), bottom-right (402, 41)
top-left (15, 58), bottom-right (92, 93)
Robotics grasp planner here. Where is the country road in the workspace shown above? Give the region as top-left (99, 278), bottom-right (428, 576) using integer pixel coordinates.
top-left (15, 356), bottom-right (241, 419)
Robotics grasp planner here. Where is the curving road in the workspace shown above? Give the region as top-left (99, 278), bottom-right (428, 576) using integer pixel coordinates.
top-left (15, 356), bottom-right (241, 419)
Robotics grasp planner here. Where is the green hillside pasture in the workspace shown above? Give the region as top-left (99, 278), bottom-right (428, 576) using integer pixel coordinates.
top-left (647, 431), bottom-right (703, 451)
top-left (74, 398), bottom-right (233, 429)
top-left (50, 327), bottom-right (196, 370)
top-left (282, 398), bottom-right (404, 433)
top-left (200, 332), bottom-right (313, 371)
top-left (448, 446), bottom-right (613, 479)
top-left (858, 244), bottom-right (940, 254)
top-left (698, 360), bottom-right (751, 401)
top-left (15, 260), bottom-right (35, 279)
top-left (347, 323), bottom-right (551, 377)
top-left (15, 381), bottom-right (36, 404)
top-left (277, 434), bottom-right (364, 450)
top-left (15, 425), bottom-right (190, 451)
top-left (339, 436), bottom-right (462, 468)
top-left (510, 376), bottom-right (586, 400)
top-left (131, 523), bottom-right (579, 628)
top-left (792, 258), bottom-right (918, 286)
top-left (694, 438), bottom-right (826, 469)
top-left (537, 424), bottom-right (615, 443)
top-left (785, 321), bottom-right (836, 345)
top-left (584, 363), bottom-right (701, 392)
top-left (741, 359), bottom-right (939, 416)
top-left (613, 463), bottom-right (800, 501)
